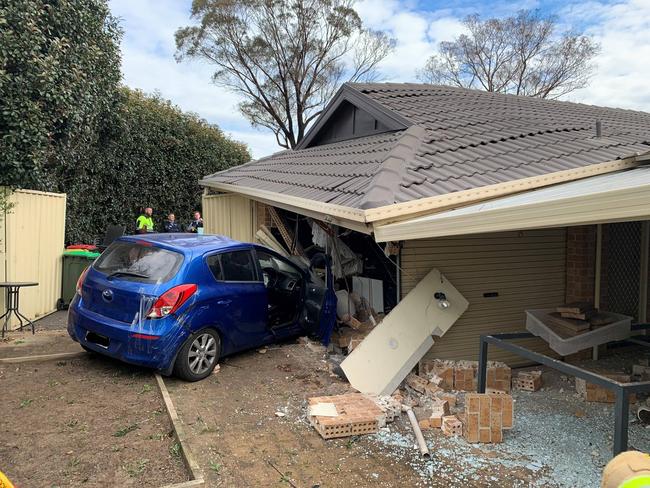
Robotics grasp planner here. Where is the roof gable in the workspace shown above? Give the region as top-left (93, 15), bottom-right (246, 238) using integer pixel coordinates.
top-left (202, 83), bottom-right (650, 218)
top-left (296, 83), bottom-right (411, 149)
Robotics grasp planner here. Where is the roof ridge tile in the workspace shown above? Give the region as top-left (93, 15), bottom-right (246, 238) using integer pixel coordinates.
top-left (359, 125), bottom-right (427, 209)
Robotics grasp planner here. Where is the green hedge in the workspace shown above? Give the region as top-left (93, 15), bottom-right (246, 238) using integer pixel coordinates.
top-left (1, 0), bottom-right (250, 244)
top-left (61, 88), bottom-right (250, 243)
top-left (0, 0), bottom-right (122, 189)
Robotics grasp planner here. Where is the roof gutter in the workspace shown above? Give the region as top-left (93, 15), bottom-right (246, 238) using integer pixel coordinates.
top-left (364, 154), bottom-right (645, 226)
top-left (199, 180), bottom-right (371, 234)
top-left (201, 152), bottom-right (649, 236)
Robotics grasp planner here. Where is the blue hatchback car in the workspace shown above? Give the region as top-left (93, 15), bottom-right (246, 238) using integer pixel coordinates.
top-left (68, 233), bottom-right (336, 381)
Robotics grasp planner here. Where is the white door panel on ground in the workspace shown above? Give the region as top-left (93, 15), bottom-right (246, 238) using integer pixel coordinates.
top-left (341, 268), bottom-right (468, 396)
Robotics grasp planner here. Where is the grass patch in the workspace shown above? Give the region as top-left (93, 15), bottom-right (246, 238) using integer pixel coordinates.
top-left (209, 460), bottom-right (222, 473)
top-left (113, 424), bottom-right (139, 437)
top-left (19, 399), bottom-right (33, 408)
top-left (125, 458), bottom-right (149, 477)
top-left (169, 442), bottom-right (181, 458)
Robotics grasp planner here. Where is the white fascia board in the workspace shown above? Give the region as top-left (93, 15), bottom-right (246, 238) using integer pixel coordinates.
top-left (201, 181), bottom-right (370, 234)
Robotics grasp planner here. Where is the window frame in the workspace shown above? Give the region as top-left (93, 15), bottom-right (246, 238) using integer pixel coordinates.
top-left (204, 248), bottom-right (261, 284)
top-left (253, 247), bottom-right (305, 283)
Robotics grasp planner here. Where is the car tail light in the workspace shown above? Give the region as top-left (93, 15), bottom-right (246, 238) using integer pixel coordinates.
top-left (147, 284), bottom-right (197, 319)
top-left (76, 267), bottom-right (89, 295)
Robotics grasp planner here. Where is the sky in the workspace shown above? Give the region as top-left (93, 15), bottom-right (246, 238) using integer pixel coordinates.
top-left (109, 0), bottom-right (650, 159)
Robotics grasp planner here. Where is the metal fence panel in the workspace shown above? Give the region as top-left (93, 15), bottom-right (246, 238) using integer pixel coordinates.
top-left (0, 188), bottom-right (66, 328)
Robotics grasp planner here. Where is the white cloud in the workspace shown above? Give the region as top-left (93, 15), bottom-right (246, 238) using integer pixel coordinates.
top-left (110, 0), bottom-right (276, 158)
top-left (562, 0), bottom-right (650, 111)
top-left (356, 1), bottom-right (466, 81)
top-left (110, 0), bottom-right (650, 162)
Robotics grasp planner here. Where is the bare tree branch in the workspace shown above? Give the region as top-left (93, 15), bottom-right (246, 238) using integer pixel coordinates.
top-left (176, 0), bottom-right (394, 149)
top-left (417, 9), bottom-right (600, 99)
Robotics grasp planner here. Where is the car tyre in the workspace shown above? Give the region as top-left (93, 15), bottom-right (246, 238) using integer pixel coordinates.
top-left (174, 329), bottom-right (221, 382)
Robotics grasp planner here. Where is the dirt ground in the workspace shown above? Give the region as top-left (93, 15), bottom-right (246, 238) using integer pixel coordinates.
top-left (4, 312), bottom-right (650, 487)
top-left (0, 353), bottom-right (189, 487)
top-left (165, 342), bottom-right (549, 487)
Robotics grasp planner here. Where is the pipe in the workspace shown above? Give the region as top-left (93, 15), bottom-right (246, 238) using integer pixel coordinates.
top-left (639, 221), bottom-right (649, 324)
top-left (593, 224), bottom-right (602, 360)
top-left (406, 408), bottom-right (430, 457)
top-left (396, 242), bottom-right (402, 305)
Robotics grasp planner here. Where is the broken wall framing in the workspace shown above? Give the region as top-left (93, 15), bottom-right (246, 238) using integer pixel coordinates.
top-left (203, 190), bottom-right (650, 365)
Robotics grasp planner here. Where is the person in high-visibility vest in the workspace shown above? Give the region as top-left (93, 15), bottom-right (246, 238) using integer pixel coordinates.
top-left (136, 207), bottom-right (154, 234)
top-left (602, 451), bottom-right (650, 487)
top-left (0, 469), bottom-right (15, 488)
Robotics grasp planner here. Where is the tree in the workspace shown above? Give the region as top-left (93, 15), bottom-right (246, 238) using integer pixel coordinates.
top-left (418, 10), bottom-right (600, 99)
top-left (175, 0), bottom-right (394, 149)
top-left (0, 0), bottom-right (122, 189)
top-left (63, 88), bottom-right (251, 244)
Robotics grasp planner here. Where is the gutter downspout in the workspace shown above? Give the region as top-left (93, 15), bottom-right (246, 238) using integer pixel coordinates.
top-left (593, 224), bottom-right (603, 360)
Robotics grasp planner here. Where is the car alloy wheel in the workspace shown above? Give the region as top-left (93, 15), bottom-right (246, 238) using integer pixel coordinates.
top-left (188, 332), bottom-right (217, 375)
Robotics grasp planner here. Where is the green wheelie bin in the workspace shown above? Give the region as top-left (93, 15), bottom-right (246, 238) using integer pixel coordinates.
top-left (57, 250), bottom-right (101, 310)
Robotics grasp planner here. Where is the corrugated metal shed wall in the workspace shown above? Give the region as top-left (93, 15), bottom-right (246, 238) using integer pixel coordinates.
top-left (401, 229), bottom-right (566, 365)
top-left (202, 193), bottom-right (256, 242)
top-left (0, 189), bottom-right (66, 328)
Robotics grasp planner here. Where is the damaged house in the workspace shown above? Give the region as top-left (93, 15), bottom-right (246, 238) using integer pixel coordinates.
top-left (199, 83), bottom-right (650, 409)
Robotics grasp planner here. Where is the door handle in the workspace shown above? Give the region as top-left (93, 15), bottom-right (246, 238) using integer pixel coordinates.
top-left (216, 299), bottom-right (232, 306)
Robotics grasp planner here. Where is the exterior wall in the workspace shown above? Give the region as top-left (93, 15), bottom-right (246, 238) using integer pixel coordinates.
top-left (565, 225), bottom-right (597, 304)
top-left (202, 193), bottom-right (256, 242)
top-left (0, 189), bottom-right (66, 328)
top-left (400, 229), bottom-right (567, 365)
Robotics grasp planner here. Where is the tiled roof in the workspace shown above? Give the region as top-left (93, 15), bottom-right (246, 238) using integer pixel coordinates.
top-left (201, 83), bottom-right (650, 209)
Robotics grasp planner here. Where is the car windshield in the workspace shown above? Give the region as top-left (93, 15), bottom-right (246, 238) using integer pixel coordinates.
top-left (93, 241), bottom-right (183, 284)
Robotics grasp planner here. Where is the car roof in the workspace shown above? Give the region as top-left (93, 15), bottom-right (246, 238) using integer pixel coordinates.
top-left (118, 233), bottom-right (249, 254)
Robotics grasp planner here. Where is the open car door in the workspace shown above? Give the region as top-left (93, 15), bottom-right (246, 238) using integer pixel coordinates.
top-left (300, 253), bottom-right (337, 345)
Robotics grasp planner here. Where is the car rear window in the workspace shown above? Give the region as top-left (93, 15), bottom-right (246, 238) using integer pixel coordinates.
top-left (93, 241), bottom-right (183, 283)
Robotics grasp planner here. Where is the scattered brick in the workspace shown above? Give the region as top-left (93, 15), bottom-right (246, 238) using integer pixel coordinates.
top-left (406, 373), bottom-right (430, 394)
top-left (464, 393), bottom-right (513, 443)
top-left (486, 362), bottom-right (512, 393)
top-left (441, 415), bottom-right (463, 437)
top-left (308, 393), bottom-right (383, 439)
top-left (513, 370), bottom-right (543, 391)
top-left (454, 363), bottom-right (477, 391)
top-left (438, 392), bottom-right (457, 408)
top-left (420, 359), bottom-right (455, 390)
top-left (426, 398), bottom-right (450, 428)
top-left (347, 337), bottom-right (363, 353)
top-left (421, 359), bottom-right (511, 392)
top-left (486, 388), bottom-right (507, 395)
top-left (575, 374), bottom-right (636, 403)
top-left (371, 395), bottom-right (402, 427)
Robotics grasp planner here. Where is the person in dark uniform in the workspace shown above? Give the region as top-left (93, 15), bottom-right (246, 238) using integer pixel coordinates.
top-left (164, 213), bottom-right (182, 233)
top-left (187, 211), bottom-right (204, 233)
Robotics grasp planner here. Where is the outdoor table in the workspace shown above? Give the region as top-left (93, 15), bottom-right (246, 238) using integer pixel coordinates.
top-left (0, 282), bottom-right (38, 338)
